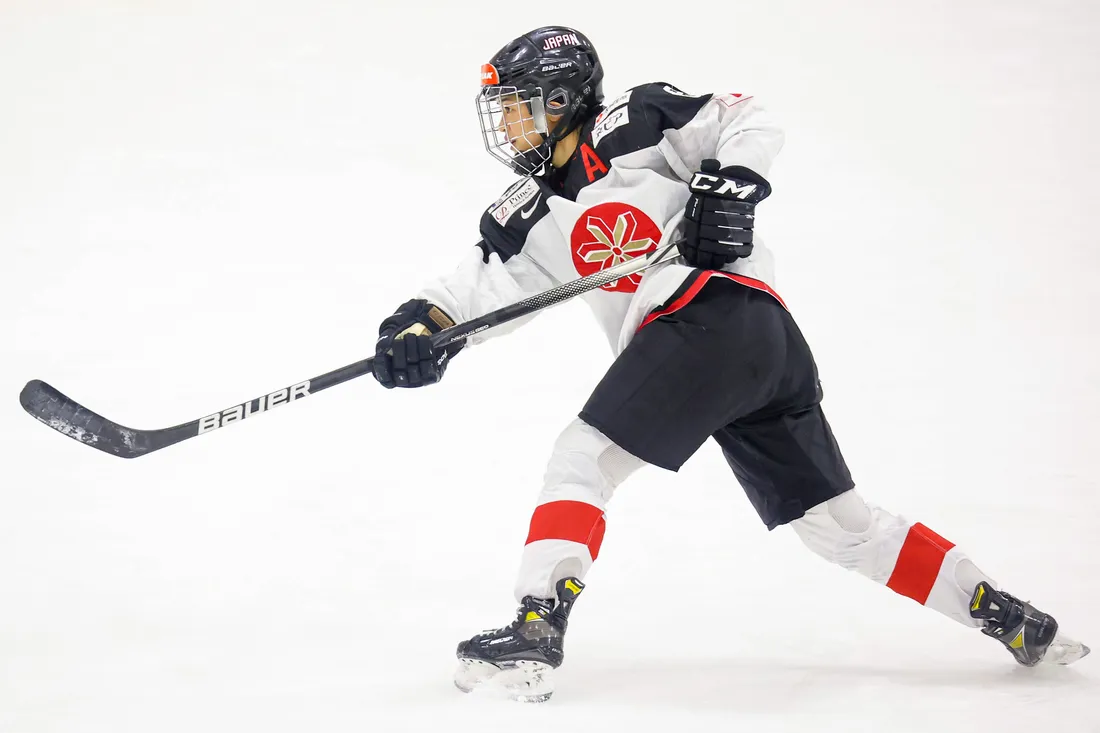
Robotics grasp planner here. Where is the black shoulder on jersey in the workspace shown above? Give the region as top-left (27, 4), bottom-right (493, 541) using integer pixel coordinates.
top-left (477, 176), bottom-right (553, 263)
top-left (587, 82), bottom-right (713, 159)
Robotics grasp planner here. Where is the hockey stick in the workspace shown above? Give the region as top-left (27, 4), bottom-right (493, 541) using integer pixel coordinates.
top-left (20, 236), bottom-right (684, 459)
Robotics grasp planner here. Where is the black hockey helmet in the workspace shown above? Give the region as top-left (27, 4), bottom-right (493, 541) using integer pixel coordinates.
top-left (477, 26), bottom-right (604, 176)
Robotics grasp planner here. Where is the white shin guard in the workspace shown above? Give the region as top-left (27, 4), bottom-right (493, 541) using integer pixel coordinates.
top-left (514, 418), bottom-right (646, 602)
top-left (789, 489), bottom-right (993, 628)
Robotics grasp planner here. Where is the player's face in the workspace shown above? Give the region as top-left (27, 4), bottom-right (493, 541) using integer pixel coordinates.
top-left (497, 94), bottom-right (544, 152)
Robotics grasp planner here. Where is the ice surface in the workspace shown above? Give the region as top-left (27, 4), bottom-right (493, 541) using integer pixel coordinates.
top-left (2, 1), bottom-right (1099, 731)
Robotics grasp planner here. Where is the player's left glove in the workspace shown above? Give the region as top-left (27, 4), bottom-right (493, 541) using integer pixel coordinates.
top-left (373, 299), bottom-right (463, 389)
top-left (680, 159), bottom-right (772, 270)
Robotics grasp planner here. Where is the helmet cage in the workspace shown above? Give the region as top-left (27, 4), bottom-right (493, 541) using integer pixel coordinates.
top-left (477, 85), bottom-right (552, 176)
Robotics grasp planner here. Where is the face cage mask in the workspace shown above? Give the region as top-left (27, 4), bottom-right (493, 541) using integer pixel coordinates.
top-left (477, 86), bottom-right (556, 177)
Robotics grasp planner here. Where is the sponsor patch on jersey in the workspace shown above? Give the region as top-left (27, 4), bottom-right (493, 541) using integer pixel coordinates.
top-left (597, 90), bottom-right (632, 121)
top-left (591, 106), bottom-right (629, 149)
top-left (569, 202), bottom-right (661, 293)
top-left (488, 177), bottom-right (540, 226)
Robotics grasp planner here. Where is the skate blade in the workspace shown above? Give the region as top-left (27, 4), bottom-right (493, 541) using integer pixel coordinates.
top-left (1042, 634), bottom-right (1091, 666)
top-left (454, 657), bottom-right (555, 703)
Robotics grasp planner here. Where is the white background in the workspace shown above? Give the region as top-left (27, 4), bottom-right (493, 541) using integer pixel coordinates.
top-left (2, 1), bottom-right (1098, 731)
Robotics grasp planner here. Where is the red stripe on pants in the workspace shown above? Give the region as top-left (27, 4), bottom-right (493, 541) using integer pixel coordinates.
top-left (525, 500), bottom-right (607, 561)
top-left (637, 271), bottom-right (788, 331)
top-left (886, 523), bottom-right (956, 604)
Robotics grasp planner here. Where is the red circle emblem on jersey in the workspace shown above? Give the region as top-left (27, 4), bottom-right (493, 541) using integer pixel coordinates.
top-left (570, 202), bottom-right (661, 293)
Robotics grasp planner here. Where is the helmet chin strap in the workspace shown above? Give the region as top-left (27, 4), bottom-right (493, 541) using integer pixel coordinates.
top-left (537, 107), bottom-right (596, 175)
top-left (519, 109), bottom-right (591, 177)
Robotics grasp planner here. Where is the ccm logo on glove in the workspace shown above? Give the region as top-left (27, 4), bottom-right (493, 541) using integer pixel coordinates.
top-left (688, 172), bottom-right (759, 199)
top-left (679, 159), bottom-right (772, 271)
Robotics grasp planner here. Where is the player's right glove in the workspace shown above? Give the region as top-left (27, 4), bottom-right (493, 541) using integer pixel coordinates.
top-left (680, 159), bottom-right (772, 270)
top-left (372, 299), bottom-right (463, 389)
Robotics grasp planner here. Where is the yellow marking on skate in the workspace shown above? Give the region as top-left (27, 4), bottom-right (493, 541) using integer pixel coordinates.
top-left (525, 611), bottom-right (543, 623)
top-left (1009, 631), bottom-right (1025, 649)
top-left (971, 585), bottom-right (986, 612)
top-left (564, 579), bottom-right (583, 595)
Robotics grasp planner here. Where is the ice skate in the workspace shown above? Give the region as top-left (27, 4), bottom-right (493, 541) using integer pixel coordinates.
top-left (969, 581), bottom-right (1090, 666)
top-left (454, 578), bottom-right (583, 702)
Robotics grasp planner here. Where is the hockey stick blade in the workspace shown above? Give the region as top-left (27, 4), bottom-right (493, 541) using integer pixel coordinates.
top-left (21, 379), bottom-right (165, 459)
top-left (20, 236), bottom-right (683, 458)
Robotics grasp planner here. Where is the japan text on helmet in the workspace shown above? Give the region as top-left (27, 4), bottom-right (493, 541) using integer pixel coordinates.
top-left (477, 26), bottom-right (604, 176)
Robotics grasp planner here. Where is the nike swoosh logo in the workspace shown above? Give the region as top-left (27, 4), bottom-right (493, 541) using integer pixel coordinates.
top-left (520, 193), bottom-right (542, 219)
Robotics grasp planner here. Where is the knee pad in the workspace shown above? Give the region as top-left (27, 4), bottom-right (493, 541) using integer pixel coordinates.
top-left (540, 418), bottom-right (647, 506)
top-left (789, 489), bottom-right (910, 581)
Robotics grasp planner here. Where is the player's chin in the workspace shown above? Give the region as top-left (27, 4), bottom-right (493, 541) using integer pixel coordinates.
top-left (510, 134), bottom-right (545, 153)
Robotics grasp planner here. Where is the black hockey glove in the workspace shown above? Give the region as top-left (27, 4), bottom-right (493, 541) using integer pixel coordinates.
top-left (373, 299), bottom-right (463, 389)
top-left (680, 159), bottom-right (772, 270)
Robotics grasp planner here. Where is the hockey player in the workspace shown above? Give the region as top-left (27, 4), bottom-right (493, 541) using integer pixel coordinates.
top-left (370, 26), bottom-right (1089, 701)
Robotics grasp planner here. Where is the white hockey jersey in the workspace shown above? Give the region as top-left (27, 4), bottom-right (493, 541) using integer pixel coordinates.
top-left (419, 82), bottom-right (786, 355)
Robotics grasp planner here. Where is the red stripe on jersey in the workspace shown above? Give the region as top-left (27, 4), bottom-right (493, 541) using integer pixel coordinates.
top-left (886, 523), bottom-right (956, 605)
top-left (525, 500), bottom-right (607, 560)
top-left (637, 271), bottom-right (787, 331)
top-left (717, 93), bottom-right (752, 108)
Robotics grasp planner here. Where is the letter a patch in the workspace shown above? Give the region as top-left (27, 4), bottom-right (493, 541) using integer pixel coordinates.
top-left (580, 143), bottom-right (608, 183)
